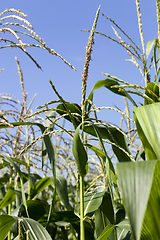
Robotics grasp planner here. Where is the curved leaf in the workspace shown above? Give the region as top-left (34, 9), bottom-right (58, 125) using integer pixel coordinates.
top-left (87, 79), bottom-right (137, 110)
top-left (20, 217), bottom-right (52, 240)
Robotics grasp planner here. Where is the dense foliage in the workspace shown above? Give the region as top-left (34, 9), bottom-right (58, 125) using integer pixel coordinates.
top-left (1, 1), bottom-right (160, 239)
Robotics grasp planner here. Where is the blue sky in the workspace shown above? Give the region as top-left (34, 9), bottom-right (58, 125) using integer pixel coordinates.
top-left (0, 1), bottom-right (158, 125)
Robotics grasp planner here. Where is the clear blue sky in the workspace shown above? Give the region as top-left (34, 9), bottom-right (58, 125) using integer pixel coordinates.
top-left (0, 1), bottom-right (158, 125)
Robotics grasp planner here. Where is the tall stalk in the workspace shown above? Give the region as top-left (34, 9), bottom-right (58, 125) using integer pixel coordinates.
top-left (80, 6), bottom-right (100, 240)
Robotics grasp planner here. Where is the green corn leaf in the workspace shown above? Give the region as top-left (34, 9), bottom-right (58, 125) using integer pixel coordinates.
top-left (84, 124), bottom-right (132, 163)
top-left (72, 123), bottom-right (88, 177)
top-left (0, 215), bottom-right (16, 240)
top-left (116, 160), bottom-right (157, 240)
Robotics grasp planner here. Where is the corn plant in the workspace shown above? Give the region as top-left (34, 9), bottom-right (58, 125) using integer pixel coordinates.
top-left (1, 1), bottom-right (160, 240)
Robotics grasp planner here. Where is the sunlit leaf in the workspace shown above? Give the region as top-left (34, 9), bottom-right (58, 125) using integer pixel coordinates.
top-left (116, 160), bottom-right (156, 240)
top-left (134, 102), bottom-right (160, 160)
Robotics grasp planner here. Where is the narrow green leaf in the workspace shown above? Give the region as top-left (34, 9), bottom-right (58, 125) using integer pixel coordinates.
top-left (84, 125), bottom-right (131, 162)
top-left (0, 215), bottom-right (16, 240)
top-left (116, 161), bottom-right (156, 240)
top-left (87, 78), bottom-right (137, 110)
top-left (97, 225), bottom-right (115, 240)
top-left (72, 124), bottom-right (88, 177)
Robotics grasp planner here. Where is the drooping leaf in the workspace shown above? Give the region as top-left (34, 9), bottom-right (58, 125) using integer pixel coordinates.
top-left (75, 191), bottom-right (105, 217)
top-left (133, 102), bottom-right (160, 160)
top-left (72, 123), bottom-right (88, 177)
top-left (84, 124), bottom-right (131, 162)
top-left (116, 160), bottom-right (157, 240)
top-left (87, 79), bottom-right (137, 110)
top-left (0, 215), bottom-right (16, 240)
